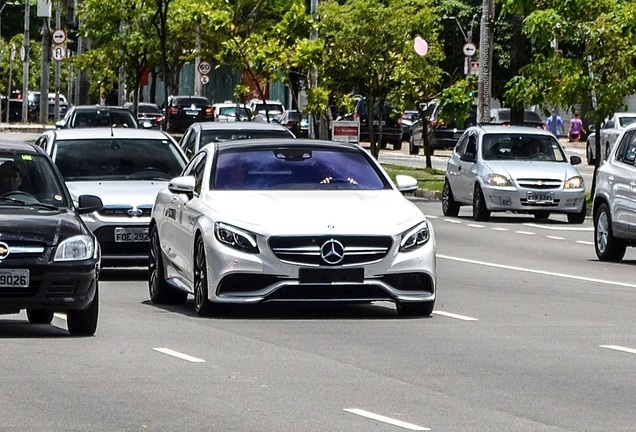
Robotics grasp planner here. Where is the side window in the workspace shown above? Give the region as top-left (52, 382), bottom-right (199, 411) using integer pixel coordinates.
top-left (616, 131), bottom-right (636, 166)
top-left (192, 154), bottom-right (207, 195)
top-left (465, 134), bottom-right (477, 156)
top-left (455, 132), bottom-right (470, 155)
top-left (604, 120), bottom-right (614, 129)
top-left (182, 152), bottom-right (203, 177)
top-left (181, 130), bottom-right (197, 159)
top-left (34, 137), bottom-right (47, 149)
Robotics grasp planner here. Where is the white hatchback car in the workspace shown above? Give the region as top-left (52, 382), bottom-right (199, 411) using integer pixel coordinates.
top-left (443, 125), bottom-right (586, 223)
top-left (149, 139), bottom-right (436, 317)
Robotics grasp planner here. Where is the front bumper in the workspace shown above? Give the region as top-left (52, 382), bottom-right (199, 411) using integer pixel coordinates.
top-left (481, 184), bottom-right (586, 213)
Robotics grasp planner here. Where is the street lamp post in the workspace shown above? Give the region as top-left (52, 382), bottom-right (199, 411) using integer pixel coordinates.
top-left (0, 1), bottom-right (19, 41)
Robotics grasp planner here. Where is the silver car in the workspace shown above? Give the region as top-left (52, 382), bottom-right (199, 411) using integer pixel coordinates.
top-left (593, 123), bottom-right (636, 261)
top-left (443, 125), bottom-right (586, 223)
top-left (149, 139), bottom-right (436, 317)
top-left (35, 128), bottom-right (188, 266)
top-left (586, 112), bottom-right (636, 164)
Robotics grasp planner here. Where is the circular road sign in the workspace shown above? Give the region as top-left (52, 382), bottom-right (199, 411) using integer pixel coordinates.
top-left (52, 44), bottom-right (66, 61)
top-left (52, 29), bottom-right (66, 45)
top-left (463, 42), bottom-right (477, 57)
top-left (200, 75), bottom-right (210, 85)
top-left (197, 61), bottom-right (211, 75)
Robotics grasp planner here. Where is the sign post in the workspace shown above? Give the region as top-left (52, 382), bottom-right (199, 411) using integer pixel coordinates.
top-left (331, 120), bottom-right (360, 143)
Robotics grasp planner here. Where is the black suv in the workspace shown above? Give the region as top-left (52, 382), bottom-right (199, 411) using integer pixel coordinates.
top-left (55, 105), bottom-right (140, 129)
top-left (342, 98), bottom-right (403, 150)
top-left (164, 95), bottom-right (214, 132)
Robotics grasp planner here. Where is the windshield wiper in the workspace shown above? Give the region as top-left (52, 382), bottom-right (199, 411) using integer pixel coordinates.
top-left (0, 197), bottom-right (59, 210)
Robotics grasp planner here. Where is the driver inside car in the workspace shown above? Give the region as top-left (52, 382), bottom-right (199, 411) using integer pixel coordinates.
top-left (0, 161), bottom-right (24, 195)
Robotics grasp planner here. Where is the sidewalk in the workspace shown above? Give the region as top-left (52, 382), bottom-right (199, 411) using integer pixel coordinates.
top-left (0, 122), bottom-right (55, 133)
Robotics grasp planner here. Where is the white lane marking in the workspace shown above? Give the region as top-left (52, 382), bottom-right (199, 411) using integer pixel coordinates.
top-left (600, 345), bottom-right (636, 355)
top-left (546, 236), bottom-right (565, 240)
top-left (515, 231), bottom-right (536, 236)
top-left (433, 311), bottom-right (478, 321)
top-left (444, 219), bottom-right (462, 224)
top-left (523, 223), bottom-right (593, 232)
top-left (466, 223), bottom-right (485, 228)
top-left (344, 409), bottom-right (430, 431)
top-left (577, 240), bottom-right (594, 245)
top-left (492, 227), bottom-right (508, 231)
top-left (424, 214), bottom-right (438, 219)
top-left (437, 254), bottom-right (636, 289)
top-left (153, 348), bottom-right (205, 363)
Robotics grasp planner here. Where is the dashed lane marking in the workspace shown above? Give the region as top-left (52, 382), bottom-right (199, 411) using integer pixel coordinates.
top-left (344, 409), bottom-right (430, 431)
top-left (153, 348), bottom-right (205, 363)
top-left (433, 311), bottom-right (479, 321)
top-left (600, 345), bottom-right (636, 355)
top-left (515, 231), bottom-right (536, 236)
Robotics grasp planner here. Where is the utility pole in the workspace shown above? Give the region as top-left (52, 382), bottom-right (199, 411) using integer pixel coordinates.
top-left (21, 0), bottom-right (29, 123)
top-left (54, 0), bottom-right (61, 121)
top-left (39, 18), bottom-right (51, 124)
top-left (477, 0), bottom-right (495, 123)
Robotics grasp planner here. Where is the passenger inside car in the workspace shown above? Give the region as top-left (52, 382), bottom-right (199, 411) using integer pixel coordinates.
top-left (0, 161), bottom-right (24, 195)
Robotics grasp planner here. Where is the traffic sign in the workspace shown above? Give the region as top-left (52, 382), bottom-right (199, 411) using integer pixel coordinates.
top-left (52, 29), bottom-right (66, 44)
top-left (52, 44), bottom-right (66, 61)
top-left (463, 42), bottom-right (477, 57)
top-left (197, 61), bottom-right (211, 75)
top-left (200, 75), bottom-right (210, 85)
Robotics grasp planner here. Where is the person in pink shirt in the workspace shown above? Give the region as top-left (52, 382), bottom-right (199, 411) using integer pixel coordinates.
top-left (568, 111), bottom-right (586, 142)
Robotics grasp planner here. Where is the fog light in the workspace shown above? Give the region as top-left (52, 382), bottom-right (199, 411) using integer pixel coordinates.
top-left (498, 196), bottom-right (511, 206)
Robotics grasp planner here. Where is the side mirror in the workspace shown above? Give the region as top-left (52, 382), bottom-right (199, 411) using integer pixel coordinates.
top-left (55, 120), bottom-right (66, 129)
top-left (570, 155), bottom-right (582, 166)
top-left (76, 194), bottom-right (103, 214)
top-left (141, 120), bottom-right (153, 129)
top-left (395, 174), bottom-right (418, 194)
top-left (588, 125), bottom-right (596, 132)
top-left (168, 175), bottom-right (196, 196)
top-left (460, 152), bottom-right (476, 163)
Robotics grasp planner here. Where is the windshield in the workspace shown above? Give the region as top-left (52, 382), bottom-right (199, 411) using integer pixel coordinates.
top-left (53, 139), bottom-right (186, 181)
top-left (213, 147), bottom-right (390, 190)
top-left (201, 129), bottom-right (294, 144)
top-left (482, 134), bottom-right (567, 161)
top-left (0, 152), bottom-right (69, 207)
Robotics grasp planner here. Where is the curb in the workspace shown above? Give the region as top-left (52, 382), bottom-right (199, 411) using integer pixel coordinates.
top-left (0, 124), bottom-right (55, 134)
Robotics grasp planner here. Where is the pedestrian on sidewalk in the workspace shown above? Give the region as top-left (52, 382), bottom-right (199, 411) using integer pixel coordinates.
top-left (546, 110), bottom-right (564, 138)
top-left (568, 111), bottom-right (586, 142)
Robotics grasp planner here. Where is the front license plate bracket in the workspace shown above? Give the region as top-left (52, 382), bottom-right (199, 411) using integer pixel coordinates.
top-left (299, 268), bottom-right (364, 284)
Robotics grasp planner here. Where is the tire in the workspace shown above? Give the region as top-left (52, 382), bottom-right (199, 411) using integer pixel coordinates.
top-left (567, 202), bottom-right (586, 224)
top-left (586, 142), bottom-right (594, 165)
top-left (393, 140), bottom-right (402, 151)
top-left (594, 203), bottom-right (626, 262)
top-left (533, 211), bottom-right (551, 220)
top-left (409, 135), bottom-right (419, 155)
top-left (148, 225), bottom-right (187, 304)
top-left (193, 236), bottom-right (213, 316)
top-left (472, 184), bottom-right (490, 222)
top-left (67, 284), bottom-right (99, 337)
top-left (441, 179), bottom-right (460, 217)
top-left (396, 300), bottom-right (435, 317)
top-left (26, 309), bottom-right (54, 324)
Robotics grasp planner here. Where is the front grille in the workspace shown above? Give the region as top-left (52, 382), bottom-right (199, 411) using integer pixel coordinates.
top-left (269, 235), bottom-right (393, 266)
top-left (516, 178), bottom-right (562, 190)
top-left (0, 241), bottom-right (46, 261)
top-left (519, 198), bottom-right (560, 207)
top-left (98, 206), bottom-right (153, 218)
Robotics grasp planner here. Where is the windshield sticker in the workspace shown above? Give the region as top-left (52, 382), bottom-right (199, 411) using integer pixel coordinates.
top-left (21, 154), bottom-right (32, 161)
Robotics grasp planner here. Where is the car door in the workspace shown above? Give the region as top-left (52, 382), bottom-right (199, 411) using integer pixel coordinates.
top-left (611, 130), bottom-right (636, 237)
top-left (446, 131), bottom-right (476, 203)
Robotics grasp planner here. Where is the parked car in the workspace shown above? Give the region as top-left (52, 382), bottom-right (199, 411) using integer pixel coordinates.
top-left (148, 139), bottom-right (436, 316)
top-left (400, 110), bottom-right (420, 143)
top-left (124, 102), bottom-right (164, 129)
top-left (489, 108), bottom-right (544, 128)
top-left (593, 123), bottom-right (636, 261)
top-left (277, 109), bottom-right (303, 137)
top-left (212, 101), bottom-right (252, 122)
top-left (34, 128), bottom-right (188, 267)
top-left (179, 121), bottom-right (296, 158)
top-left (0, 140), bottom-right (103, 336)
top-left (586, 112), bottom-right (636, 165)
top-left (340, 97), bottom-right (403, 150)
top-left (21, 91), bottom-right (68, 121)
top-left (442, 125), bottom-right (586, 223)
top-left (247, 99), bottom-right (285, 122)
top-left (56, 105), bottom-right (140, 129)
top-left (164, 95), bottom-right (214, 132)
top-left (410, 99), bottom-right (477, 155)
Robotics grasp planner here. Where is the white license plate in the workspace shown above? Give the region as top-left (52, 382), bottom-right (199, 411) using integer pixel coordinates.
top-left (372, 120), bottom-right (386, 126)
top-left (0, 269), bottom-right (29, 288)
top-left (185, 110), bottom-right (199, 116)
top-left (114, 227), bottom-right (149, 243)
top-left (527, 192), bottom-right (554, 203)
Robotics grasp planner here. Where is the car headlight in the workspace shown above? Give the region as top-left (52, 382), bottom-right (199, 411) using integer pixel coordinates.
top-left (564, 176), bottom-right (584, 189)
top-left (486, 173), bottom-right (513, 187)
top-left (54, 235), bottom-right (96, 261)
top-left (400, 222), bottom-right (430, 252)
top-left (214, 222), bottom-right (259, 253)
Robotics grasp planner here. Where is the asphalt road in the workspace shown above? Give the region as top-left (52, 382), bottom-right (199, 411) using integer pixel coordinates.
top-left (2, 196), bottom-right (636, 431)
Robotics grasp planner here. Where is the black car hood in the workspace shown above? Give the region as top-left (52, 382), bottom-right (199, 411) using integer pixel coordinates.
top-left (0, 207), bottom-right (86, 245)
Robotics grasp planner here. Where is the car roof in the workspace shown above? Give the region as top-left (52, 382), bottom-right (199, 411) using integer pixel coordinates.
top-left (206, 138), bottom-right (362, 152)
top-left (613, 112), bottom-right (636, 117)
top-left (194, 122), bottom-right (292, 131)
top-left (70, 105), bottom-right (131, 111)
top-left (48, 128), bottom-right (175, 140)
top-left (0, 140), bottom-right (43, 155)
top-left (474, 125), bottom-right (555, 136)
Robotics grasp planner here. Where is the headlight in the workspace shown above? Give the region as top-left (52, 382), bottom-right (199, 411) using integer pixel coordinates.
top-left (564, 176), bottom-right (584, 189)
top-left (214, 222), bottom-right (259, 253)
top-left (54, 235), bottom-right (95, 261)
top-left (486, 173), bottom-right (513, 187)
top-left (400, 222), bottom-right (430, 252)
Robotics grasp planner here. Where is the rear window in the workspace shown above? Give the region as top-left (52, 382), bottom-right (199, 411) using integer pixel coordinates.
top-left (138, 104), bottom-right (161, 114)
top-left (175, 97), bottom-right (210, 107)
top-left (619, 117), bottom-right (636, 127)
top-left (71, 110), bottom-right (137, 128)
top-left (253, 103), bottom-right (284, 113)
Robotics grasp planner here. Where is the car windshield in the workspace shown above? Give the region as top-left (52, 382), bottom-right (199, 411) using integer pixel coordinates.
top-left (0, 153), bottom-right (69, 207)
top-left (53, 139), bottom-right (186, 181)
top-left (618, 116), bottom-right (636, 127)
top-left (481, 134), bottom-right (567, 161)
top-left (71, 110), bottom-right (137, 128)
top-left (213, 146), bottom-right (390, 190)
top-left (201, 129), bottom-right (294, 144)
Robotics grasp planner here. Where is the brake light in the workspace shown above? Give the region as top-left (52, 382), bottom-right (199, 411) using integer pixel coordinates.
top-left (155, 115), bottom-right (163, 122)
top-left (205, 107), bottom-right (213, 115)
top-left (169, 106), bottom-right (179, 115)
top-left (354, 113), bottom-right (360, 121)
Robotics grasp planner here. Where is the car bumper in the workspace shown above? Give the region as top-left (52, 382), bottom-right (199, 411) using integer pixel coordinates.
top-left (481, 185), bottom-right (586, 213)
top-left (83, 215), bottom-right (151, 267)
top-left (0, 259), bottom-right (99, 314)
top-left (203, 227), bottom-right (437, 305)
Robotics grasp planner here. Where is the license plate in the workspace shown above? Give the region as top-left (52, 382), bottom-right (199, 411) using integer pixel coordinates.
top-left (114, 227), bottom-right (149, 242)
top-left (185, 110), bottom-right (198, 116)
top-left (372, 120), bottom-right (386, 126)
top-left (299, 268), bottom-right (364, 284)
top-left (0, 269), bottom-right (29, 288)
top-left (527, 192), bottom-right (554, 203)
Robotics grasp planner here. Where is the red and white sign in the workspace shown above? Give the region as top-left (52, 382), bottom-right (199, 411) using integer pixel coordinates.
top-left (331, 120), bottom-right (360, 143)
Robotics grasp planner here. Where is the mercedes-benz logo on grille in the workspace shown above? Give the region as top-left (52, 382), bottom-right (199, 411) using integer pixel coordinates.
top-left (320, 239), bottom-right (345, 265)
top-left (128, 208), bottom-right (143, 217)
top-left (0, 242), bottom-right (9, 260)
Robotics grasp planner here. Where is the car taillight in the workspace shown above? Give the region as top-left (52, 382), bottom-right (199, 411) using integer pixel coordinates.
top-left (205, 107), bottom-right (214, 116)
top-left (354, 113), bottom-right (360, 121)
top-left (155, 115), bottom-right (163, 122)
top-left (169, 106), bottom-right (179, 115)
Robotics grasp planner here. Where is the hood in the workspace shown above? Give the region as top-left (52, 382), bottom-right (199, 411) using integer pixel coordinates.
top-left (204, 190), bottom-right (423, 235)
top-left (0, 207), bottom-right (84, 245)
top-left (66, 180), bottom-right (168, 206)
top-left (483, 160), bottom-right (580, 181)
